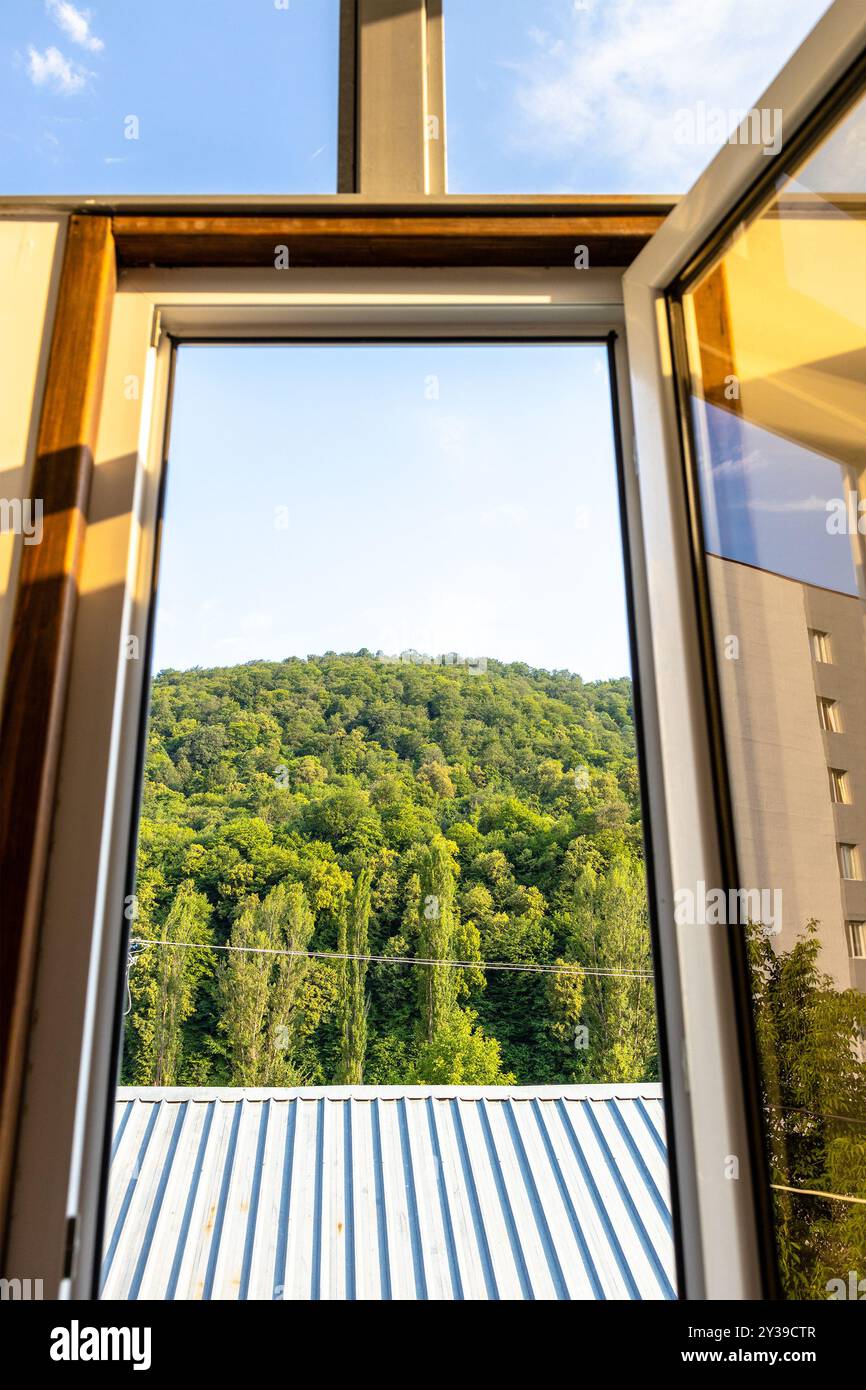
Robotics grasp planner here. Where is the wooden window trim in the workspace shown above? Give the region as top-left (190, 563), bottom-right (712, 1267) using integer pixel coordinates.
top-left (110, 208), bottom-right (670, 269)
top-left (0, 215), bottom-right (115, 1254)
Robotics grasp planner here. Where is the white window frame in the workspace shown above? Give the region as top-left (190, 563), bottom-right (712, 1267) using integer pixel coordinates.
top-left (11, 264), bottom-right (699, 1301)
top-left (848, 921), bottom-right (866, 959)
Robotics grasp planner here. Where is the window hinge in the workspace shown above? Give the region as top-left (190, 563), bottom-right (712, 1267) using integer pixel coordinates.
top-left (62, 1214), bottom-right (78, 1281)
top-left (150, 309), bottom-right (163, 349)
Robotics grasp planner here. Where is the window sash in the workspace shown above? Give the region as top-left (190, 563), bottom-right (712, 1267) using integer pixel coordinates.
top-left (818, 696), bottom-right (841, 733)
top-left (839, 843), bottom-right (862, 880)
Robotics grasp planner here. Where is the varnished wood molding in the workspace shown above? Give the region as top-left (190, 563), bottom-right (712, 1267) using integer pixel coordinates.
top-left (0, 215), bottom-right (115, 1254)
top-left (112, 212), bottom-right (667, 269)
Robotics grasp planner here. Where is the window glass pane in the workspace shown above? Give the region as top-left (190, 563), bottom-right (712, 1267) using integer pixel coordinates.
top-left (818, 697), bottom-right (841, 734)
top-left (0, 0), bottom-right (340, 194)
top-left (101, 342), bottom-right (674, 1301)
top-left (839, 844), bottom-right (862, 881)
top-left (829, 769), bottom-right (849, 804)
top-left (809, 628), bottom-right (831, 662)
top-left (444, 0), bottom-right (831, 193)
top-left (680, 80), bottom-right (866, 1297)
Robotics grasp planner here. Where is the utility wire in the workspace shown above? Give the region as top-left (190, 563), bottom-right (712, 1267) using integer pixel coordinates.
top-left (767, 1103), bottom-right (866, 1129)
top-left (129, 937), bottom-right (654, 979)
top-left (770, 1183), bottom-right (866, 1207)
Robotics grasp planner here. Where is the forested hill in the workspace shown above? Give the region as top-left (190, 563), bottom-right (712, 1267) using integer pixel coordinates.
top-left (124, 653), bottom-right (657, 1088)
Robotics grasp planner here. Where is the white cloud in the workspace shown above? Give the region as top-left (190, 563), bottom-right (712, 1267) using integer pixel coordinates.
top-left (26, 45), bottom-right (87, 94)
top-left (711, 449), bottom-right (771, 479)
top-left (744, 494), bottom-right (830, 513)
top-left (507, 0), bottom-right (831, 189)
top-left (479, 502), bottom-right (529, 529)
top-left (796, 102), bottom-right (866, 193)
top-left (46, 1), bottom-right (104, 53)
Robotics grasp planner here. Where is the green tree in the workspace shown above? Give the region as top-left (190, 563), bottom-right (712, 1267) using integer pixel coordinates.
top-left (417, 834), bottom-right (460, 1042)
top-left (135, 654), bottom-right (646, 1087)
top-left (562, 859), bottom-right (656, 1081)
top-left (220, 881), bottom-right (315, 1085)
top-left (336, 864), bottom-right (372, 1083)
top-left (219, 897), bottom-right (271, 1085)
top-left (748, 922), bottom-right (866, 1298)
top-left (412, 1010), bottom-right (515, 1085)
top-left (127, 879), bottom-right (212, 1085)
top-left (266, 883), bottom-right (316, 1084)
top-left (546, 958), bottom-right (586, 1067)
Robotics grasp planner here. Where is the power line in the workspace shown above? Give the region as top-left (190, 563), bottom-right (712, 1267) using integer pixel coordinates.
top-left (767, 1103), bottom-right (866, 1129)
top-left (129, 937), bottom-right (654, 980)
top-left (770, 1183), bottom-right (866, 1208)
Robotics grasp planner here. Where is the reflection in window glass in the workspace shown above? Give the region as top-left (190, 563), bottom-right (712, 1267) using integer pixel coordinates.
top-left (444, 0), bottom-right (831, 193)
top-left (839, 844), bottom-right (862, 882)
top-left (817, 697), bottom-right (841, 734)
top-left (101, 344), bottom-right (675, 1301)
top-left (809, 628), bottom-right (831, 663)
top-left (0, 0), bottom-right (339, 194)
top-left (689, 400), bottom-right (859, 594)
top-left (680, 81), bottom-right (866, 1297)
top-left (829, 769), bottom-right (850, 806)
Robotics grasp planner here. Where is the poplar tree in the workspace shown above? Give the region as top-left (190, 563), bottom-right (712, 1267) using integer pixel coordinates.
top-left (219, 897), bottom-right (272, 1086)
top-left (129, 879), bottom-right (212, 1086)
top-left (336, 864), bottom-right (372, 1083)
top-left (563, 859), bottom-right (656, 1082)
top-left (221, 881), bottom-right (315, 1086)
top-left (417, 834), bottom-right (460, 1042)
top-left (267, 883), bottom-right (315, 1084)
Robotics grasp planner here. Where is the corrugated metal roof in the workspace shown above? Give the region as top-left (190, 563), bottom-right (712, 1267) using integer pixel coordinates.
top-left (102, 1085), bottom-right (675, 1301)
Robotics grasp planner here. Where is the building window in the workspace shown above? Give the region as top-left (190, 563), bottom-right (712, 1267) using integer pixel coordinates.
top-left (829, 768), bottom-right (851, 804)
top-left (808, 629), bottom-right (832, 663)
top-left (847, 921), bottom-right (866, 959)
top-left (818, 696), bottom-right (842, 733)
top-left (838, 844), bottom-right (862, 881)
top-left (95, 338), bottom-right (674, 1303)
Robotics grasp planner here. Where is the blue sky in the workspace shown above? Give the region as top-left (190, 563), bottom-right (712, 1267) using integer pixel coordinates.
top-left (0, 0), bottom-right (340, 193)
top-left (445, 0), bottom-right (831, 192)
top-left (1, 0), bottom-right (832, 195)
top-left (2, 3), bottom-right (850, 669)
top-left (155, 344), bottom-right (632, 680)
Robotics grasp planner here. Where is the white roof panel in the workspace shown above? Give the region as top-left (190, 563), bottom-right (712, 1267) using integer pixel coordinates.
top-left (102, 1085), bottom-right (676, 1301)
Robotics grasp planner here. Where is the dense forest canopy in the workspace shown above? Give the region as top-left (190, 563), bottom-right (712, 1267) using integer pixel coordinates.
top-left (123, 652), bottom-right (657, 1087)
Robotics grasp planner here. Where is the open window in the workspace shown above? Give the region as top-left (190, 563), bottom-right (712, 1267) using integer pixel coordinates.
top-left (624, 0), bottom-right (866, 1301)
top-left (2, 0), bottom-right (866, 1311)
